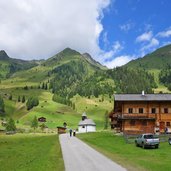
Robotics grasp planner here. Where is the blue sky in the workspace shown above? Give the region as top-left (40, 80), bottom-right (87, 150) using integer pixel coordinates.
top-left (0, 0), bottom-right (170, 68)
top-left (100, 0), bottom-right (171, 68)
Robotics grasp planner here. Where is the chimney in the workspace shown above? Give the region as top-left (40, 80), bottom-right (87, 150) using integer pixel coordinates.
top-left (142, 90), bottom-right (145, 96)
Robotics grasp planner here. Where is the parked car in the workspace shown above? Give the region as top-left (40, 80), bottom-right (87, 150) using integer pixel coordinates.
top-left (135, 133), bottom-right (160, 149)
top-left (168, 137), bottom-right (171, 145)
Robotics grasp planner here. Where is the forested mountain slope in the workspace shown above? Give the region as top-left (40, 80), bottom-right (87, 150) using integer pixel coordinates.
top-left (125, 44), bottom-right (171, 70)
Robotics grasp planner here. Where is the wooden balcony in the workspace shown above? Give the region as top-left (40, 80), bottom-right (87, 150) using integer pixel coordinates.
top-left (117, 113), bottom-right (156, 120)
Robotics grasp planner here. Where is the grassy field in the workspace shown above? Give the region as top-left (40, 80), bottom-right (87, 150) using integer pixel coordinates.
top-left (78, 132), bottom-right (171, 171)
top-left (0, 134), bottom-right (64, 171)
top-left (0, 85), bottom-right (112, 131)
top-left (72, 94), bottom-right (113, 129)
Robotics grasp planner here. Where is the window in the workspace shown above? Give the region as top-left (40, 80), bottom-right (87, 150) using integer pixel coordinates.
top-left (144, 134), bottom-right (153, 139)
top-left (151, 108), bottom-right (156, 114)
top-left (166, 122), bottom-right (170, 126)
top-left (128, 108), bottom-right (133, 113)
top-left (130, 120), bottom-right (135, 126)
top-left (164, 108), bottom-right (168, 113)
top-left (142, 120), bottom-right (147, 126)
top-left (139, 108), bottom-right (144, 114)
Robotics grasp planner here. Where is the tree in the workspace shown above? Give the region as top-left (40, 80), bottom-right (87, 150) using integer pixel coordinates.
top-left (40, 123), bottom-right (46, 132)
top-left (6, 118), bottom-right (16, 131)
top-left (26, 97), bottom-right (39, 110)
top-left (23, 85), bottom-right (28, 90)
top-left (0, 96), bottom-right (5, 114)
top-left (72, 103), bottom-right (75, 110)
top-left (22, 95), bottom-right (26, 103)
top-left (104, 110), bottom-right (109, 130)
top-left (9, 94), bottom-right (12, 100)
top-left (45, 83), bottom-right (48, 90)
top-left (31, 116), bottom-right (38, 132)
top-left (42, 82), bottom-right (45, 89)
top-left (18, 96), bottom-right (21, 102)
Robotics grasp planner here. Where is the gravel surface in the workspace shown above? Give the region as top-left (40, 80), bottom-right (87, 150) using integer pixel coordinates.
top-left (59, 134), bottom-right (127, 171)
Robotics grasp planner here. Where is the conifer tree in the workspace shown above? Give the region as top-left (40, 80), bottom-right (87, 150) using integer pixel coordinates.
top-left (6, 118), bottom-right (16, 131)
top-left (31, 116), bottom-right (38, 132)
top-left (22, 95), bottom-right (25, 103)
top-left (18, 96), bottom-right (21, 102)
top-left (9, 94), bottom-right (12, 100)
top-left (104, 110), bottom-right (109, 130)
top-left (0, 96), bottom-right (5, 114)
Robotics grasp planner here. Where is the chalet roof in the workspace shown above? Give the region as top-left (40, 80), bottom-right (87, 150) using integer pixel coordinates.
top-left (78, 119), bottom-right (96, 126)
top-left (38, 117), bottom-right (46, 119)
top-left (114, 94), bottom-right (171, 101)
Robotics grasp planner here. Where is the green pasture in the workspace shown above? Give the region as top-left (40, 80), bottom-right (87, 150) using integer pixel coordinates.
top-left (0, 134), bottom-right (64, 171)
top-left (1, 89), bottom-right (112, 130)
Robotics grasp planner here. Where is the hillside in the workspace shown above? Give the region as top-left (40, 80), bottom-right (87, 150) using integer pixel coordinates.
top-left (0, 46), bottom-right (165, 131)
top-left (0, 48), bottom-right (113, 131)
top-left (0, 50), bottom-right (38, 79)
top-left (125, 44), bottom-right (171, 70)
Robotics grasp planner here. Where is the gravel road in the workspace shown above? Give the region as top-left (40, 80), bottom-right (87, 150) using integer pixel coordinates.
top-left (59, 134), bottom-right (127, 171)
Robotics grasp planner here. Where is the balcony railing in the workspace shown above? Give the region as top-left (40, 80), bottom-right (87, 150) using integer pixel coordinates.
top-left (116, 113), bottom-right (156, 120)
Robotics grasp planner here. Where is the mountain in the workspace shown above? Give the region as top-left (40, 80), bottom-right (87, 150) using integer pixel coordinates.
top-left (82, 53), bottom-right (107, 70)
top-left (44, 48), bottom-right (106, 70)
top-left (0, 50), bottom-right (38, 79)
top-left (125, 44), bottom-right (171, 70)
top-left (0, 47), bottom-right (160, 97)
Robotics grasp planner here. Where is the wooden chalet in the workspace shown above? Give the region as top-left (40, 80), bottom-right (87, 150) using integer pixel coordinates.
top-left (110, 92), bottom-right (171, 134)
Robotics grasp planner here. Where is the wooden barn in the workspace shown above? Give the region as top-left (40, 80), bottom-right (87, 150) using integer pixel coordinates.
top-left (110, 92), bottom-right (171, 134)
top-left (57, 127), bottom-right (66, 134)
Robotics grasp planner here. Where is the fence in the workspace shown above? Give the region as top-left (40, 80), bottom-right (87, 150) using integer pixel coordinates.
top-left (123, 133), bottom-right (171, 144)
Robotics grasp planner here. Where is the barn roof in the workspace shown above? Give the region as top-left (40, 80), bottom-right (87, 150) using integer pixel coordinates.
top-left (78, 119), bottom-right (96, 126)
top-left (114, 94), bottom-right (171, 101)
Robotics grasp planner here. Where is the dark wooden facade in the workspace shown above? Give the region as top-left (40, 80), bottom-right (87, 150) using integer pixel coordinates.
top-left (57, 127), bottom-right (66, 134)
top-left (110, 94), bottom-right (171, 134)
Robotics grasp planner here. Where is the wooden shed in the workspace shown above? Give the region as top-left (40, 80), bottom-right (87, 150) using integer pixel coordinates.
top-left (57, 126), bottom-right (66, 134)
top-left (38, 117), bottom-right (46, 122)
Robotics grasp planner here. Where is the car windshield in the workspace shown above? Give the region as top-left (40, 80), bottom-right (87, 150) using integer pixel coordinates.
top-left (144, 135), bottom-right (154, 139)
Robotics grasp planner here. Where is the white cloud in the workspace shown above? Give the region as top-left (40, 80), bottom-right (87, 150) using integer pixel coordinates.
top-left (98, 41), bottom-right (124, 62)
top-left (162, 41), bottom-right (171, 46)
top-left (112, 41), bottom-right (123, 54)
top-left (140, 38), bottom-right (159, 54)
top-left (102, 32), bottom-right (109, 48)
top-left (120, 22), bottom-right (134, 32)
top-left (136, 31), bottom-right (153, 42)
top-left (0, 0), bottom-right (110, 60)
top-left (104, 55), bottom-right (135, 69)
top-left (157, 28), bottom-right (171, 38)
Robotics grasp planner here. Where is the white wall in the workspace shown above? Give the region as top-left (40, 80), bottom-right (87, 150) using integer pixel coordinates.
top-left (78, 125), bottom-right (96, 133)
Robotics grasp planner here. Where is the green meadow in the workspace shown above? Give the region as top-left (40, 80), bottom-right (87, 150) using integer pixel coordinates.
top-left (0, 134), bottom-right (64, 171)
top-left (78, 132), bottom-right (171, 171)
top-left (0, 85), bottom-right (113, 131)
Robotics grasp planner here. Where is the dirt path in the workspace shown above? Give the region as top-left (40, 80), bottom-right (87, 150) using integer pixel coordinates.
top-left (59, 134), bottom-right (127, 171)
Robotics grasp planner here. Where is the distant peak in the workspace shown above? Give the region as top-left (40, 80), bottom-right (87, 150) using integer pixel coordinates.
top-left (0, 50), bottom-right (9, 60)
top-left (61, 48), bottom-right (80, 55)
top-left (82, 53), bottom-right (92, 58)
